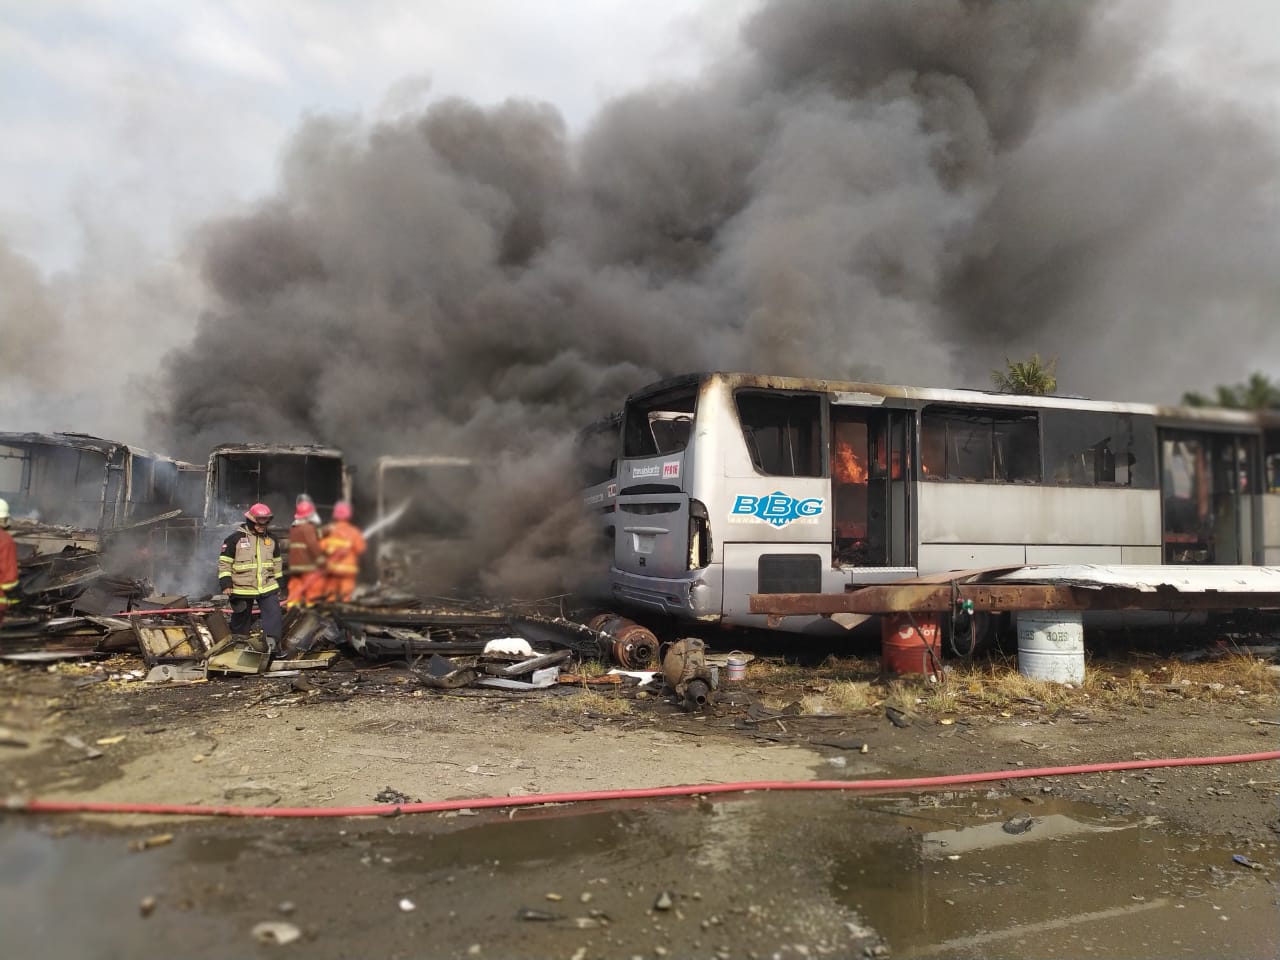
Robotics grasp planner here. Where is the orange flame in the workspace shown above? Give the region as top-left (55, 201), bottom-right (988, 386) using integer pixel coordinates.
top-left (835, 440), bottom-right (867, 484)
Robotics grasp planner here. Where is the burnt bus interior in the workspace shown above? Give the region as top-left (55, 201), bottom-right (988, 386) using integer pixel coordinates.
top-left (830, 403), bottom-right (911, 568)
top-left (208, 449), bottom-right (346, 528)
top-left (1159, 430), bottom-right (1257, 564)
top-left (0, 439), bottom-right (115, 529)
top-left (0, 435), bottom-right (194, 531)
top-left (622, 386), bottom-right (696, 463)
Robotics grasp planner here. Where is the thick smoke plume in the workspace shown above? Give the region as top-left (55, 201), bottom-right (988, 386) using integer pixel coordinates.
top-left (155, 0), bottom-right (1280, 597)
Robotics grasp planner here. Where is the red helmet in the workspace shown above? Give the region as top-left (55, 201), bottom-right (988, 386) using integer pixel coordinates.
top-left (245, 503), bottom-right (273, 524)
top-left (332, 501), bottom-right (353, 521)
top-left (294, 501), bottom-right (315, 520)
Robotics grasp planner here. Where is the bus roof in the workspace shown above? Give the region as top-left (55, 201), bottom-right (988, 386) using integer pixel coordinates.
top-left (626, 372), bottom-right (1263, 431)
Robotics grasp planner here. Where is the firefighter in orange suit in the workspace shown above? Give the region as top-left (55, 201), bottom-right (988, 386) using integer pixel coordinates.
top-left (320, 501), bottom-right (365, 603)
top-left (285, 499), bottom-right (326, 606)
top-left (218, 503), bottom-right (284, 652)
top-left (0, 499), bottom-right (18, 629)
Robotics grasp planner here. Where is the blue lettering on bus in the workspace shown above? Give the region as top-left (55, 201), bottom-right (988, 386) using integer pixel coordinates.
top-left (731, 492), bottom-right (825, 528)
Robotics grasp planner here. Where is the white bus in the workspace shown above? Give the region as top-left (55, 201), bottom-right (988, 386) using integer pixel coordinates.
top-left (590, 372), bottom-right (1274, 633)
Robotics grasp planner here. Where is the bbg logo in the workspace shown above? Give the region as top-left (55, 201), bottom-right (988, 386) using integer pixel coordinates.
top-left (730, 492), bottom-right (824, 528)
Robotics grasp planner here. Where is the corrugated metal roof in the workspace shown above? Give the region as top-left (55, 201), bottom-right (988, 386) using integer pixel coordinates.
top-left (995, 565), bottom-right (1280, 593)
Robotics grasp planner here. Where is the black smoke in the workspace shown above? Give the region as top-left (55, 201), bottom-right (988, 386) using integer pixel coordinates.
top-left (155, 0), bottom-right (1280, 596)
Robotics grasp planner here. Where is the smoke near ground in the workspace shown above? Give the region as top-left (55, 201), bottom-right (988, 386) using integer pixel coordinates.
top-left (141, 0), bottom-right (1280, 596)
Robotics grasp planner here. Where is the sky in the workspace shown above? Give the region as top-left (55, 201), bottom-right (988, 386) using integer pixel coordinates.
top-left (0, 0), bottom-right (737, 273)
top-left (2, 0), bottom-right (1279, 453)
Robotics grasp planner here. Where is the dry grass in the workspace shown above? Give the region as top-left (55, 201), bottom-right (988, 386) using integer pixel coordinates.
top-left (823, 680), bottom-right (875, 713)
top-left (538, 687), bottom-right (634, 717)
top-left (798, 681), bottom-right (875, 716)
top-left (746, 660), bottom-right (810, 684)
top-left (765, 651), bottom-right (1279, 719)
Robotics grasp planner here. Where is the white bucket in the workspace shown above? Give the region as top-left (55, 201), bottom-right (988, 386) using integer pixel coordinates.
top-left (725, 652), bottom-right (748, 683)
top-left (1017, 611), bottom-right (1085, 684)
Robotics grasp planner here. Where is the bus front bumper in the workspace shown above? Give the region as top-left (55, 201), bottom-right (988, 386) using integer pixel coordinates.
top-left (610, 568), bottom-right (720, 621)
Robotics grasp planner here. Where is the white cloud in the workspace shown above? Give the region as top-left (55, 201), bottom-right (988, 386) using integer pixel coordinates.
top-left (176, 10), bottom-right (289, 86)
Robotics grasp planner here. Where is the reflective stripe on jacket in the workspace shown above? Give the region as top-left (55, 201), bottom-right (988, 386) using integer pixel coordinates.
top-left (320, 520), bottom-right (366, 577)
top-left (287, 521), bottom-right (324, 573)
top-left (218, 525), bottom-right (283, 595)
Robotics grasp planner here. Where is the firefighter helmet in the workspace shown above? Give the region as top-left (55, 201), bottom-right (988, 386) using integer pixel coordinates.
top-left (294, 500), bottom-right (315, 520)
top-left (332, 501), bottom-right (353, 521)
top-left (245, 503), bottom-right (274, 524)
top-left (0, 498), bottom-right (9, 520)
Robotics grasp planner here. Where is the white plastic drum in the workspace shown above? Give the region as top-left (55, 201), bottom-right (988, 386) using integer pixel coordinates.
top-left (1016, 611), bottom-right (1085, 684)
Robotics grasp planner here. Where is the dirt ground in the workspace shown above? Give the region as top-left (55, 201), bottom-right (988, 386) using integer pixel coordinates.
top-left (1, 642), bottom-right (1278, 958)
top-left (2, 645), bottom-right (1277, 837)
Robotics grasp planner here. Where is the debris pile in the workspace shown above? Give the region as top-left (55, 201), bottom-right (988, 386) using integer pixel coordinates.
top-left (0, 587), bottom-right (719, 709)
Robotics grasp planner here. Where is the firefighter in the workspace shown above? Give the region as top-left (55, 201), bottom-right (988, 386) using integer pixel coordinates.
top-left (0, 499), bottom-right (17, 630)
top-left (218, 503), bottom-right (284, 652)
top-left (285, 499), bottom-right (326, 607)
top-left (320, 501), bottom-right (365, 603)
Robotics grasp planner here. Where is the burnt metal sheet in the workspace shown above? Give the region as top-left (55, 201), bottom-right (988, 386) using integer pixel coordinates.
top-left (0, 650), bottom-right (108, 663)
top-left (995, 565), bottom-right (1280, 593)
top-left (480, 649), bottom-right (572, 678)
top-left (751, 563), bottom-right (1280, 618)
top-left (134, 622), bottom-right (210, 664)
top-left (750, 582), bottom-right (1280, 616)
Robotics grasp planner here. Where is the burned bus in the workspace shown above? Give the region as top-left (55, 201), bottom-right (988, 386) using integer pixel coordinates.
top-left (200, 444), bottom-right (351, 590)
top-left (203, 443), bottom-right (350, 531)
top-left (0, 431), bottom-right (200, 555)
top-left (588, 372), bottom-right (1272, 633)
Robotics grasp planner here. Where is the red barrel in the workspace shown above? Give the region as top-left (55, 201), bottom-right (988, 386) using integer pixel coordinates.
top-left (881, 613), bottom-right (940, 675)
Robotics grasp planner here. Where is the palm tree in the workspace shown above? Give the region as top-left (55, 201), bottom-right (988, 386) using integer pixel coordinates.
top-left (992, 354), bottom-right (1058, 396)
top-left (1182, 372), bottom-right (1280, 409)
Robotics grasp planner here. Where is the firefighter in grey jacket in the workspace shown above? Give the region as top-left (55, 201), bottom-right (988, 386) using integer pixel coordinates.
top-left (218, 503), bottom-right (284, 652)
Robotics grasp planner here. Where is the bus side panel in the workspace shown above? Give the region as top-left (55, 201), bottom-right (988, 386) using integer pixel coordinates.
top-left (1263, 493), bottom-right (1280, 564)
top-left (716, 478), bottom-right (832, 547)
top-left (917, 484), bottom-right (1160, 547)
top-left (918, 543), bottom-right (1027, 572)
top-left (1120, 546), bottom-right (1163, 564)
top-left (720, 542), bottom-right (849, 634)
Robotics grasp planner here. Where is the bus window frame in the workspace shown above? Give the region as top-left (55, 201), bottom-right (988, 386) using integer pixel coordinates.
top-left (734, 388), bottom-right (825, 478)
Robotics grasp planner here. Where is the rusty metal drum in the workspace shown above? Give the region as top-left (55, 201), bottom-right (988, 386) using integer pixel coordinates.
top-left (881, 613), bottom-right (940, 675)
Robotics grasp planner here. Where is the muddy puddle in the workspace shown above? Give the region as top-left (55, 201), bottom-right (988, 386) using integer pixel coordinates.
top-left (2, 791), bottom-right (1276, 959)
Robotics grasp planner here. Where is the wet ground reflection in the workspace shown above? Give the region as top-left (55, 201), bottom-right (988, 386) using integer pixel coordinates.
top-left (1, 790), bottom-right (1275, 958)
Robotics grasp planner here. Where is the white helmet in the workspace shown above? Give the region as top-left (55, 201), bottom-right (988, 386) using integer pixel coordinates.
top-left (0, 498), bottom-right (9, 520)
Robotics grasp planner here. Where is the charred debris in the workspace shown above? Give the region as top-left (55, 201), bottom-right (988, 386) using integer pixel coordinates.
top-left (0, 431), bottom-right (716, 708)
top-left (0, 583), bottom-right (715, 709)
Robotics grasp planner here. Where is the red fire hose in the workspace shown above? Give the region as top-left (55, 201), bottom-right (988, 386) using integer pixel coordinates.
top-left (7, 750), bottom-right (1278, 819)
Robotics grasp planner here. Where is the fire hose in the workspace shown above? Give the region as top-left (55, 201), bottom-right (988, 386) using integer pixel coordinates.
top-left (7, 750), bottom-right (1277, 819)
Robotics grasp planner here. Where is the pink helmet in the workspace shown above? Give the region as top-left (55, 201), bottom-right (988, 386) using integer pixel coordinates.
top-left (244, 503), bottom-right (273, 524)
top-left (332, 501), bottom-right (353, 521)
top-left (294, 500), bottom-right (316, 520)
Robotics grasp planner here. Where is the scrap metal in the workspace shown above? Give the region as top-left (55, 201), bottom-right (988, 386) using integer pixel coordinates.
top-left (586, 613), bottom-right (657, 668)
top-left (749, 565), bottom-right (1280, 622)
top-left (661, 637), bottom-right (715, 710)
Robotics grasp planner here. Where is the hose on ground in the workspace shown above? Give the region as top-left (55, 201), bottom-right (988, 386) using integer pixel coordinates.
top-left (6, 750), bottom-right (1278, 819)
